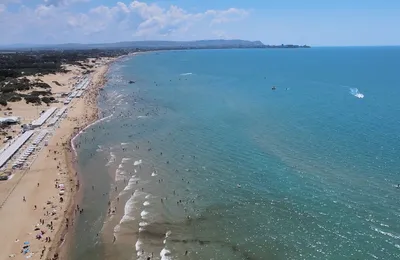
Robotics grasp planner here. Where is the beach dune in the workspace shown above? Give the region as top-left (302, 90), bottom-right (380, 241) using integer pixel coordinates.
top-left (0, 58), bottom-right (115, 260)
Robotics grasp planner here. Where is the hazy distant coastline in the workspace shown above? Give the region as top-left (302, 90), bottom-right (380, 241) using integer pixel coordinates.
top-left (0, 39), bottom-right (310, 51)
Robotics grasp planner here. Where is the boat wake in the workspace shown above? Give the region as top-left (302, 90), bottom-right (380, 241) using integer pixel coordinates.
top-left (349, 88), bottom-right (364, 99)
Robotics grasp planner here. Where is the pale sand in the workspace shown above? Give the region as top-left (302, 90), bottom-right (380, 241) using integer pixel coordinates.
top-left (0, 57), bottom-right (117, 260)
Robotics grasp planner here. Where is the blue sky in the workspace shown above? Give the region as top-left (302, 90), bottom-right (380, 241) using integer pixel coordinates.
top-left (0, 0), bottom-right (399, 46)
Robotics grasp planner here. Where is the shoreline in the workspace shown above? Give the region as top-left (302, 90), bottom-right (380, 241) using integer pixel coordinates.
top-left (46, 56), bottom-right (121, 260)
top-left (0, 55), bottom-right (122, 260)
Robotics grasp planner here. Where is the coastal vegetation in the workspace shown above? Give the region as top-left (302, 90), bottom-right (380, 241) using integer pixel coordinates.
top-left (0, 49), bottom-right (128, 106)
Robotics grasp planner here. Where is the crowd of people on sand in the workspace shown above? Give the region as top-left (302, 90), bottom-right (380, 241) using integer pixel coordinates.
top-left (19, 134), bottom-right (87, 260)
top-left (12, 70), bottom-right (109, 260)
top-left (19, 157), bottom-right (79, 260)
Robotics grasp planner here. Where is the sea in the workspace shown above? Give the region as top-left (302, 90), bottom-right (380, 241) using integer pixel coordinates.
top-left (69, 47), bottom-right (400, 260)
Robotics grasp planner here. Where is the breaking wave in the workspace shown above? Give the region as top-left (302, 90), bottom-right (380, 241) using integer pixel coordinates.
top-left (180, 72), bottom-right (193, 76)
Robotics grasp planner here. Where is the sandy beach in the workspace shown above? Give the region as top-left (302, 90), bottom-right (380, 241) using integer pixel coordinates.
top-left (0, 57), bottom-right (117, 260)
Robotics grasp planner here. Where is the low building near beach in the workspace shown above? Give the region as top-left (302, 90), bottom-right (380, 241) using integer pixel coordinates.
top-left (0, 116), bottom-right (20, 125)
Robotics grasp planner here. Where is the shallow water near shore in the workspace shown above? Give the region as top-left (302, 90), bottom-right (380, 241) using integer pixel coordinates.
top-left (71, 48), bottom-right (400, 260)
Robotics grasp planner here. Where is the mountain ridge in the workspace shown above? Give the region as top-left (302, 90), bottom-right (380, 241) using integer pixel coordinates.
top-left (0, 40), bottom-right (310, 50)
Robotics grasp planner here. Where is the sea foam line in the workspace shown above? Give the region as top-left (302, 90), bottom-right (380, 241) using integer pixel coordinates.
top-left (106, 151), bottom-right (116, 166)
top-left (71, 113), bottom-right (114, 155)
top-left (115, 169), bottom-right (127, 182)
top-left (121, 157), bottom-right (132, 163)
top-left (141, 210), bottom-right (149, 219)
top-left (115, 189), bottom-right (141, 236)
top-left (113, 192), bottom-right (136, 237)
top-left (372, 226), bottom-right (400, 239)
top-left (160, 248), bottom-right (172, 260)
top-left (121, 175), bottom-right (140, 194)
top-left (136, 239), bottom-right (143, 256)
top-left (161, 231), bottom-right (172, 260)
top-left (134, 159), bottom-right (142, 166)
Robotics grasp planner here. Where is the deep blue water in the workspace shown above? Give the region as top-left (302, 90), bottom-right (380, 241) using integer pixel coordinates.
top-left (72, 47), bottom-right (400, 260)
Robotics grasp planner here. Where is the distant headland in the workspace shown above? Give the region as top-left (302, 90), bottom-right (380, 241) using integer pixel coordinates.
top-left (0, 40), bottom-right (310, 51)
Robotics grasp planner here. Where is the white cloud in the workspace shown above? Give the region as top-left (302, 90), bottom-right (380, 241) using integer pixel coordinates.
top-left (207, 8), bottom-right (249, 24)
top-left (0, 0), bottom-right (249, 44)
top-left (44, 0), bottom-right (90, 7)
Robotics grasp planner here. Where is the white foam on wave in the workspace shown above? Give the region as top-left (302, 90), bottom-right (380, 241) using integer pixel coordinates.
top-left (350, 88), bottom-right (364, 99)
top-left (115, 169), bottom-right (126, 182)
top-left (120, 192), bottom-right (136, 223)
top-left (134, 169), bottom-right (137, 173)
top-left (121, 142), bottom-right (129, 146)
top-left (106, 151), bottom-right (116, 166)
top-left (160, 248), bottom-right (172, 260)
top-left (372, 226), bottom-right (400, 239)
top-left (139, 221), bottom-right (148, 227)
top-left (151, 172), bottom-right (157, 177)
top-left (160, 231), bottom-right (172, 260)
top-left (180, 72), bottom-right (193, 76)
top-left (113, 223), bottom-right (121, 233)
top-left (163, 231), bottom-right (171, 245)
top-left (121, 157), bottom-right (132, 163)
top-left (143, 201), bottom-right (150, 206)
top-left (137, 115), bottom-right (147, 119)
top-left (122, 175), bottom-right (139, 192)
top-left (135, 239), bottom-right (143, 253)
top-left (141, 210), bottom-right (149, 219)
top-left (114, 191), bottom-right (137, 235)
top-left (160, 231), bottom-right (172, 259)
top-left (145, 194), bottom-right (151, 199)
top-left (134, 159), bottom-right (142, 166)
top-left (118, 190), bottom-right (146, 226)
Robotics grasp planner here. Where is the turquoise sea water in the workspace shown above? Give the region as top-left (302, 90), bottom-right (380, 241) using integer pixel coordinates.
top-left (71, 48), bottom-right (400, 260)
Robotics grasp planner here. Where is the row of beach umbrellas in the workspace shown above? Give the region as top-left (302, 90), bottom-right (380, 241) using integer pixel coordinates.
top-left (32, 131), bottom-right (48, 146)
top-left (12, 131), bottom-right (48, 168)
top-left (12, 146), bottom-right (35, 169)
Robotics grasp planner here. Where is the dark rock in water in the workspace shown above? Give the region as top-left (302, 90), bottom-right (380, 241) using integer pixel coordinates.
top-left (128, 80), bottom-right (135, 84)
